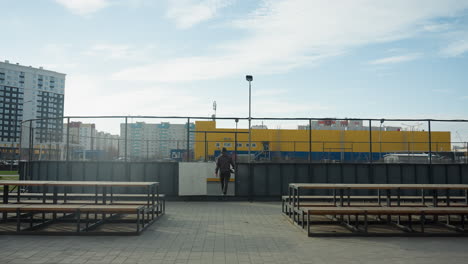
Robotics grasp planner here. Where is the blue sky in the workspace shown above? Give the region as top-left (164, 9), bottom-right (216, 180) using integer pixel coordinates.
top-left (1, 0), bottom-right (468, 136)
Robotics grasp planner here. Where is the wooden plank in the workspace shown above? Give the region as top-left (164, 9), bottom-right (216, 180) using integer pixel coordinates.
top-left (80, 205), bottom-right (141, 213)
top-left (290, 183), bottom-right (468, 190)
top-left (0, 204), bottom-right (25, 212)
top-left (20, 204), bottom-right (84, 212)
top-left (0, 181), bottom-right (159, 187)
top-left (9, 193), bottom-right (165, 198)
top-left (282, 195), bottom-right (465, 200)
top-left (305, 206), bottom-right (468, 215)
top-left (45, 181), bottom-right (159, 187)
top-left (0, 181), bottom-right (50, 186)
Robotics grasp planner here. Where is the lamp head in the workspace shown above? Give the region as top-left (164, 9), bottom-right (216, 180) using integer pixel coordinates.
top-left (246, 75), bottom-right (253, 82)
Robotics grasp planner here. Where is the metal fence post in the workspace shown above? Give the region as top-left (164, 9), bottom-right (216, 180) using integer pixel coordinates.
top-left (186, 117), bottom-right (190, 162)
top-left (66, 117), bottom-right (70, 181)
top-left (309, 119), bottom-right (312, 162)
top-left (428, 120), bottom-right (432, 165)
top-left (66, 117), bottom-right (70, 162)
top-left (204, 131), bottom-right (208, 162)
top-left (146, 139), bottom-right (149, 161)
top-left (124, 117), bottom-right (129, 181)
top-left (27, 120), bottom-right (33, 180)
top-left (124, 117), bottom-right (128, 162)
top-left (369, 119), bottom-right (373, 163)
top-left (428, 120), bottom-right (433, 183)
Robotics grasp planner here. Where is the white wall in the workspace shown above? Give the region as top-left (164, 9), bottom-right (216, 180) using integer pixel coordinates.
top-left (178, 162), bottom-right (215, 195)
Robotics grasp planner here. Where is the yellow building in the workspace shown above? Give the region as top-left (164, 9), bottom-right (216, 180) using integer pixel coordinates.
top-left (194, 121), bottom-right (451, 161)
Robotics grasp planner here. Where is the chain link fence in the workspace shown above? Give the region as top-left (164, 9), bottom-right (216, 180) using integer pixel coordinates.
top-left (7, 116), bottom-right (467, 164)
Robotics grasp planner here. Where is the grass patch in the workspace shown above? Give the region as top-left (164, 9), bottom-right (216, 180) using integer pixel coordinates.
top-left (0, 176), bottom-right (19, 192)
top-left (0, 172), bottom-right (19, 191)
top-left (0, 170), bottom-right (19, 176)
top-left (0, 175), bottom-right (19, 180)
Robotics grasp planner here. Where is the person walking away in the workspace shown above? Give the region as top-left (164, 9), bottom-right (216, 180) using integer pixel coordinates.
top-left (215, 148), bottom-right (235, 195)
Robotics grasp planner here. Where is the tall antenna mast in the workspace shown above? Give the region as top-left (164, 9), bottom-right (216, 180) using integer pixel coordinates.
top-left (212, 101), bottom-right (217, 120)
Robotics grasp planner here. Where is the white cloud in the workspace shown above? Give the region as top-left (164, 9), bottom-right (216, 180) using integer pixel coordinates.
top-left (166, 0), bottom-right (234, 29)
top-left (113, 0), bottom-right (468, 83)
top-left (253, 89), bottom-right (287, 97)
top-left (423, 23), bottom-right (452, 32)
top-left (369, 53), bottom-right (421, 65)
top-left (82, 43), bottom-right (157, 61)
top-left (441, 37), bottom-right (468, 57)
top-left (64, 74), bottom-right (210, 118)
top-left (54, 0), bottom-right (110, 15)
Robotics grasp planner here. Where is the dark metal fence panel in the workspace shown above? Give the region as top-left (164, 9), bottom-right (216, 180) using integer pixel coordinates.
top-left (97, 162), bottom-right (112, 181)
top-left (328, 164), bottom-right (341, 183)
top-left (268, 164), bottom-right (282, 196)
top-left (447, 165), bottom-right (462, 195)
top-left (416, 164), bottom-right (429, 184)
top-left (130, 163), bottom-right (145, 181)
top-left (112, 163), bottom-right (127, 193)
top-left (433, 165), bottom-right (446, 184)
top-left (70, 162), bottom-right (84, 192)
top-left (84, 162), bottom-right (98, 193)
top-left (447, 165), bottom-right (461, 184)
top-left (310, 164), bottom-right (327, 195)
top-left (57, 162), bottom-right (67, 193)
top-left (235, 164), bottom-right (249, 196)
top-left (296, 165), bottom-right (309, 184)
top-left (356, 165), bottom-right (372, 196)
top-left (19, 161), bottom-right (468, 199)
top-left (462, 165), bottom-right (468, 184)
top-left (48, 162), bottom-right (58, 181)
top-left (253, 165), bottom-right (267, 196)
top-left (373, 164), bottom-right (386, 184)
top-left (144, 162), bottom-right (157, 182)
top-left (156, 162), bottom-right (178, 196)
top-left (402, 165), bottom-right (417, 195)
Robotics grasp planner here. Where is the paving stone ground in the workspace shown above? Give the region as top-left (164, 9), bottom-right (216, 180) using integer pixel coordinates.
top-left (1, 201), bottom-right (468, 264)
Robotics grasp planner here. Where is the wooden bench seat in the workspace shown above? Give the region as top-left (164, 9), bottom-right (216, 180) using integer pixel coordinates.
top-left (1, 204), bottom-right (144, 213)
top-left (282, 195), bottom-right (466, 200)
top-left (0, 203), bottom-right (156, 235)
top-left (299, 206), bottom-right (468, 236)
top-left (303, 206), bottom-right (468, 215)
top-left (0, 204), bottom-right (25, 212)
top-left (79, 205), bottom-right (143, 213)
top-left (10, 193), bottom-right (165, 198)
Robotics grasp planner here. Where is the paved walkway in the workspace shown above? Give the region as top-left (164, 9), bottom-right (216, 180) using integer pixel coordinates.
top-left (1, 201), bottom-right (468, 264)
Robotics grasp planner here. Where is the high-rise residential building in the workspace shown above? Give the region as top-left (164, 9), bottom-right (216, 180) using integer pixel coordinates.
top-left (0, 60), bottom-right (65, 155)
top-left (62, 122), bottom-right (119, 160)
top-left (63, 122), bottom-right (96, 150)
top-left (95, 131), bottom-right (119, 154)
top-left (120, 122), bottom-right (195, 159)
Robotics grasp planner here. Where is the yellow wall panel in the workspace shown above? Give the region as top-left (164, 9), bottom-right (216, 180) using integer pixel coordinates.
top-left (194, 121), bottom-right (451, 160)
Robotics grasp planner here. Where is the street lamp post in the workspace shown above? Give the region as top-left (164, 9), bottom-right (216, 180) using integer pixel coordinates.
top-left (246, 75), bottom-right (253, 162)
top-left (380, 119), bottom-right (384, 161)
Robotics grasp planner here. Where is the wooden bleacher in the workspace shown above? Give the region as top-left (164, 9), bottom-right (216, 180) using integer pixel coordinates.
top-left (0, 180), bottom-right (164, 235)
top-left (284, 183), bottom-right (468, 237)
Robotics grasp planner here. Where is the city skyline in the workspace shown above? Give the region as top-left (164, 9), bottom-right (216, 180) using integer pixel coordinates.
top-left (1, 1), bottom-right (468, 138)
